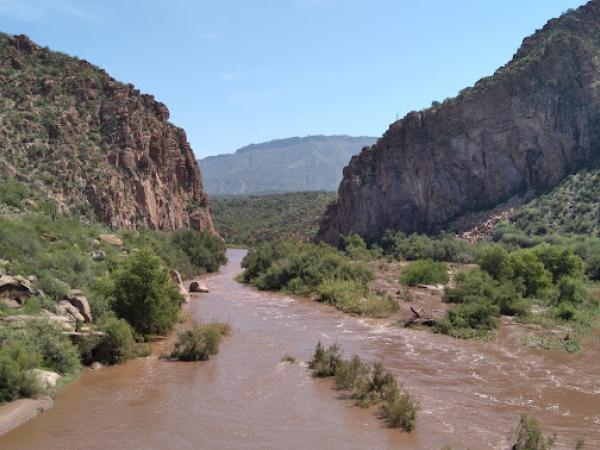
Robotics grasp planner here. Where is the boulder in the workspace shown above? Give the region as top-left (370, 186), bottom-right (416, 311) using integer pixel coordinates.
top-left (29, 369), bottom-right (61, 389)
top-left (58, 300), bottom-right (85, 323)
top-left (65, 289), bottom-right (93, 323)
top-left (169, 269), bottom-right (189, 303)
top-left (0, 275), bottom-right (34, 304)
top-left (189, 281), bottom-right (209, 293)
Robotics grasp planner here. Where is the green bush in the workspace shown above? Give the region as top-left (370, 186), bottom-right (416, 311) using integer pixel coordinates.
top-left (91, 318), bottom-right (138, 365)
top-left (317, 278), bottom-right (398, 317)
top-left (170, 229), bottom-right (227, 273)
top-left (0, 339), bottom-right (41, 403)
top-left (444, 269), bottom-right (497, 304)
top-left (532, 245), bottom-right (584, 282)
top-left (112, 248), bottom-right (182, 337)
top-left (26, 320), bottom-right (81, 375)
top-left (335, 354), bottom-right (369, 390)
top-left (0, 178), bottom-right (30, 208)
top-left (399, 260), bottom-right (448, 286)
top-left (308, 341), bottom-right (344, 378)
top-left (338, 234), bottom-right (374, 261)
top-left (511, 415), bottom-right (556, 450)
top-left (354, 362), bottom-right (398, 407)
top-left (171, 322), bottom-right (231, 361)
top-left (381, 389), bottom-right (419, 431)
top-left (510, 250), bottom-right (552, 297)
top-left (476, 245), bottom-right (513, 281)
top-left (436, 302), bottom-right (500, 336)
top-left (378, 231), bottom-right (474, 263)
top-left (556, 276), bottom-right (589, 305)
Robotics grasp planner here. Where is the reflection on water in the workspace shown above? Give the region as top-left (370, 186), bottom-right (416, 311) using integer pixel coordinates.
top-left (1, 249), bottom-right (598, 449)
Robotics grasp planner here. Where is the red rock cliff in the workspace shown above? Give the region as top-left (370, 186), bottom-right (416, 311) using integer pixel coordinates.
top-left (318, 1), bottom-right (600, 244)
top-left (0, 33), bottom-right (215, 233)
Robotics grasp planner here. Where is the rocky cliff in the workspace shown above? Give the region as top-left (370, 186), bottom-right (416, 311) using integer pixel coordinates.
top-left (318, 1), bottom-right (600, 244)
top-left (0, 33), bottom-right (214, 232)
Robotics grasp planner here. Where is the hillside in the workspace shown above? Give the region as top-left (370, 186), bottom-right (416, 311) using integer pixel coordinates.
top-left (318, 1), bottom-right (600, 244)
top-left (210, 192), bottom-right (336, 246)
top-left (200, 135), bottom-right (376, 195)
top-left (0, 33), bottom-right (214, 232)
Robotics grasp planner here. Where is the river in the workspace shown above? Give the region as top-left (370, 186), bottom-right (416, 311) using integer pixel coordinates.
top-left (0, 249), bottom-right (598, 449)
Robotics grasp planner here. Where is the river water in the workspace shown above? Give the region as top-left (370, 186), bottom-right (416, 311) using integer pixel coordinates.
top-left (1, 249), bottom-right (598, 449)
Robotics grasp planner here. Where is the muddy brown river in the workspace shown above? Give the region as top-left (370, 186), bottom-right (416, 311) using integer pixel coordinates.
top-left (1, 249), bottom-right (598, 449)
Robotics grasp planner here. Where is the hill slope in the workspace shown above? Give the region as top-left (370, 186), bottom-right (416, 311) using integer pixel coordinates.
top-left (211, 192), bottom-right (336, 246)
top-left (200, 135), bottom-right (376, 195)
top-left (318, 1), bottom-right (600, 244)
top-left (0, 33), bottom-right (214, 232)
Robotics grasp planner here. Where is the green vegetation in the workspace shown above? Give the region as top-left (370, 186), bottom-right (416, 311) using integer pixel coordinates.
top-left (111, 248), bottom-right (183, 337)
top-left (170, 322), bottom-right (231, 361)
top-left (435, 243), bottom-right (598, 345)
top-left (308, 342), bottom-right (418, 432)
top-left (399, 260), bottom-right (448, 286)
top-left (0, 177), bottom-right (227, 403)
top-left (210, 192), bottom-right (336, 246)
top-left (511, 415), bottom-right (556, 450)
top-left (241, 240), bottom-right (398, 317)
top-left (377, 231), bottom-right (474, 263)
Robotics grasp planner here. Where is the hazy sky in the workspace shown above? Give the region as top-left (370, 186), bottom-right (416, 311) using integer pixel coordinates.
top-left (0, 0), bottom-right (587, 157)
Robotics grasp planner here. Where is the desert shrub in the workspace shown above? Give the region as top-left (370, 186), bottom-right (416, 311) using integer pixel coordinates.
top-left (171, 322), bottom-right (231, 361)
top-left (399, 260), bottom-right (448, 286)
top-left (335, 354), bottom-right (369, 390)
top-left (26, 320), bottom-right (80, 375)
top-left (354, 361), bottom-right (398, 407)
top-left (511, 415), bottom-right (556, 450)
top-left (0, 178), bottom-right (30, 208)
top-left (436, 302), bottom-right (500, 337)
top-left (0, 339), bottom-right (41, 403)
top-left (556, 276), bottom-right (589, 305)
top-left (338, 234), bottom-right (374, 261)
top-left (308, 341), bottom-right (344, 377)
top-left (584, 253), bottom-right (600, 281)
top-left (112, 248), bottom-right (182, 337)
top-left (170, 229), bottom-right (227, 273)
top-left (532, 245), bottom-right (584, 282)
top-left (476, 245), bottom-right (513, 281)
top-left (36, 271), bottom-right (70, 301)
top-left (242, 241), bottom-right (376, 313)
top-left (381, 389), bottom-right (419, 431)
top-left (378, 231), bottom-right (474, 263)
top-left (510, 250), bottom-right (552, 297)
top-left (317, 278), bottom-right (398, 317)
top-left (444, 269), bottom-right (497, 304)
top-left (91, 318), bottom-right (138, 365)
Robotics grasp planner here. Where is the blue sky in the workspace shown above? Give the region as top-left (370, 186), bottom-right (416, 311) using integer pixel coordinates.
top-left (0, 0), bottom-right (587, 158)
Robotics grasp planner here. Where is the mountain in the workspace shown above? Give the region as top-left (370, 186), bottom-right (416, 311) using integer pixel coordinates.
top-left (199, 135), bottom-right (377, 195)
top-left (318, 1), bottom-right (600, 244)
top-left (0, 33), bottom-right (214, 232)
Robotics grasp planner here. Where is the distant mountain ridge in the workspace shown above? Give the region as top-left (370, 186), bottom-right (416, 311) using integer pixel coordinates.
top-left (199, 135), bottom-right (377, 195)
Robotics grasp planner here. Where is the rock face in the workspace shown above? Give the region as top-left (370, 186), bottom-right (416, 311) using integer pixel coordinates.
top-left (0, 33), bottom-right (214, 233)
top-left (318, 1), bottom-right (600, 243)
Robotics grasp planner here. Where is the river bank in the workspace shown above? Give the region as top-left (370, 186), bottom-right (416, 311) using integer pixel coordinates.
top-left (0, 249), bottom-right (598, 449)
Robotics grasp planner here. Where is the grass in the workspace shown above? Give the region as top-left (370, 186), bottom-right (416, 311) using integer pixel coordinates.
top-left (170, 322), bottom-right (231, 361)
top-left (317, 278), bottom-right (398, 317)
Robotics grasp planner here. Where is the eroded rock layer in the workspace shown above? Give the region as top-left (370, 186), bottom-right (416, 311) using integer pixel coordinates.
top-left (0, 33), bottom-right (214, 232)
top-left (318, 1), bottom-right (600, 243)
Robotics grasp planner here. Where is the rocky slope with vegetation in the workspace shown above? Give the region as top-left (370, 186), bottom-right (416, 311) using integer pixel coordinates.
top-left (211, 191), bottom-right (336, 246)
top-left (0, 33), bottom-right (214, 232)
top-left (319, 1), bottom-right (600, 244)
top-left (200, 135), bottom-right (376, 195)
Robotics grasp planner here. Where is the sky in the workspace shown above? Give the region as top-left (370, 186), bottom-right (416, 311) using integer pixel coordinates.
top-left (0, 0), bottom-right (588, 158)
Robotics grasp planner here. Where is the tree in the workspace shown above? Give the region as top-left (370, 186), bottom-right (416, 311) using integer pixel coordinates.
top-left (112, 248), bottom-right (182, 337)
top-left (477, 245), bottom-right (513, 281)
top-left (510, 250), bottom-right (552, 297)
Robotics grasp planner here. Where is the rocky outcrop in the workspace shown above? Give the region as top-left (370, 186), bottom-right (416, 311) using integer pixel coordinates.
top-left (0, 33), bottom-right (215, 233)
top-left (318, 1), bottom-right (600, 243)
